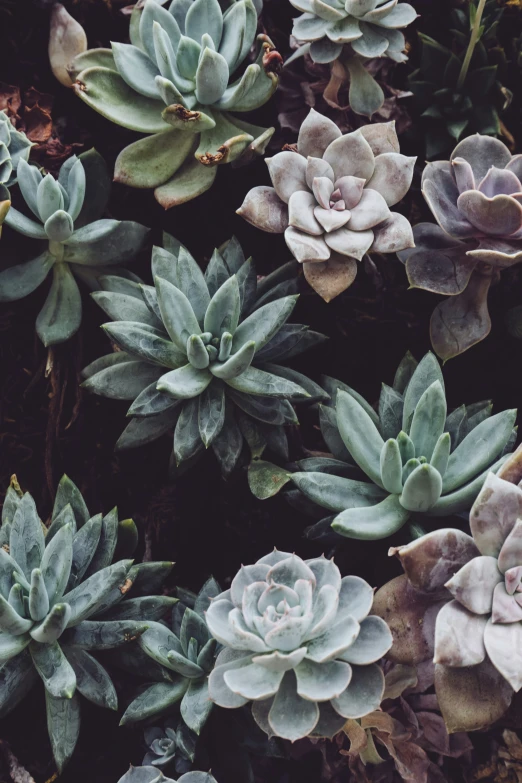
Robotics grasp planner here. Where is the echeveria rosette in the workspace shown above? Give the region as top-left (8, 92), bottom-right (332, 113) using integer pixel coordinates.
top-left (143, 718), bottom-right (195, 773)
top-left (288, 0), bottom-right (417, 117)
top-left (398, 135), bottom-right (522, 360)
top-left (206, 550), bottom-right (392, 741)
top-left (0, 111), bottom-right (32, 232)
top-left (116, 578), bottom-right (221, 736)
top-left (118, 768), bottom-right (217, 783)
top-left (71, 0), bottom-right (280, 209)
top-left (0, 150), bottom-right (149, 346)
top-left (82, 235), bottom-right (327, 477)
top-left (286, 352), bottom-right (517, 541)
top-left (372, 443), bottom-right (522, 734)
top-left (237, 109), bottom-right (415, 302)
top-left (0, 474), bottom-right (176, 772)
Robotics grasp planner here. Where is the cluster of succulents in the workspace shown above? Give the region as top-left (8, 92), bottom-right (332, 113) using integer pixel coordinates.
top-left (0, 150), bottom-right (148, 345)
top-left (0, 111), bottom-right (32, 231)
top-left (70, 0), bottom-right (281, 207)
top-left (0, 474), bottom-right (175, 771)
top-left (373, 442), bottom-right (522, 734)
top-left (82, 235), bottom-right (327, 475)
top-left (400, 135), bottom-right (522, 360)
top-left (238, 110), bottom-right (415, 301)
top-left (287, 0), bottom-right (417, 117)
top-left (143, 718), bottom-right (195, 773)
top-left (251, 352), bottom-right (517, 541)
top-left (118, 768), bottom-right (217, 783)
top-left (206, 550), bottom-right (392, 740)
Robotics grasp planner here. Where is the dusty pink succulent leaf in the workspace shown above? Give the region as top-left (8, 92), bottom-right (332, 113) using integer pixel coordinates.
top-left (238, 109), bottom-right (415, 301)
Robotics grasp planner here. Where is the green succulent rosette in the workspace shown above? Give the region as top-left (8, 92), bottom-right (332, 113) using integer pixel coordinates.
top-left (71, 0), bottom-right (280, 208)
top-left (82, 235), bottom-right (327, 477)
top-left (0, 149), bottom-right (149, 346)
top-left (0, 111), bottom-right (32, 234)
top-left (0, 475), bottom-right (176, 771)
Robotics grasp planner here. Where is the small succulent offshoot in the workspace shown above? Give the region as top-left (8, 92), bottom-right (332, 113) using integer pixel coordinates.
top-left (238, 109), bottom-right (415, 302)
top-left (0, 111), bottom-right (32, 234)
top-left (206, 550), bottom-right (392, 741)
top-left (70, 0), bottom-right (281, 208)
top-left (0, 150), bottom-right (149, 345)
top-left (82, 235), bottom-right (327, 477)
top-left (0, 474), bottom-right (176, 771)
top-left (143, 717), bottom-right (196, 773)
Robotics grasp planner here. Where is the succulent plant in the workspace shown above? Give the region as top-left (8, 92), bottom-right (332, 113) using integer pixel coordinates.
top-left (206, 549), bottom-right (392, 741)
top-left (398, 135), bottom-right (522, 360)
top-left (0, 474), bottom-right (175, 771)
top-left (238, 109), bottom-right (415, 302)
top-left (70, 0), bottom-right (280, 208)
top-left (0, 110), bottom-right (32, 232)
top-left (409, 0), bottom-right (507, 160)
top-left (287, 0), bottom-right (417, 117)
top-left (269, 352), bottom-right (517, 541)
top-left (143, 717), bottom-right (196, 773)
top-left (118, 768), bottom-right (216, 783)
top-left (116, 577), bottom-right (220, 735)
top-left (0, 150), bottom-right (149, 346)
top-left (372, 443), bottom-right (522, 734)
top-left (82, 235), bottom-right (327, 477)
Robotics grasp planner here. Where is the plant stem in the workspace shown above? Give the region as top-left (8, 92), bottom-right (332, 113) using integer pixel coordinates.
top-left (456, 0), bottom-right (487, 90)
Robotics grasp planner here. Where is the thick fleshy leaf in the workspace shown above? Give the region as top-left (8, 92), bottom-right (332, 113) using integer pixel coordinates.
top-left (266, 152), bottom-right (309, 204)
top-left (450, 135), bottom-right (512, 183)
top-left (268, 670), bottom-right (320, 740)
top-left (295, 658), bottom-right (352, 701)
top-left (400, 464), bottom-right (442, 512)
top-left (484, 619), bottom-right (522, 691)
top-left (114, 129), bottom-right (194, 189)
top-left (120, 681), bottom-right (190, 725)
top-left (45, 691), bottom-right (81, 772)
top-left (365, 152), bottom-right (415, 207)
top-left (208, 649), bottom-right (253, 708)
top-left (49, 4), bottom-right (88, 87)
top-left (297, 109), bottom-right (341, 159)
top-left (457, 190), bottom-right (522, 236)
top-left (338, 616), bottom-right (392, 665)
top-left (30, 641), bottom-right (77, 699)
top-left (224, 662), bottom-right (284, 700)
top-left (102, 323), bottom-right (184, 369)
top-left (64, 648), bottom-right (117, 709)
top-left (206, 598), bottom-right (269, 652)
top-left (470, 472), bottom-right (522, 557)
top-left (433, 600), bottom-right (487, 667)
top-left (180, 677), bottom-right (213, 735)
top-left (393, 528), bottom-right (479, 592)
top-left (445, 556), bottom-right (502, 614)
top-left (4, 206), bottom-right (47, 239)
top-left (195, 48), bottom-right (229, 105)
top-left (330, 663), bottom-right (384, 719)
top-left (344, 55), bottom-right (385, 118)
top-left (333, 494), bottom-right (411, 540)
top-left (305, 616), bottom-right (360, 663)
top-left (64, 220), bottom-right (149, 266)
top-left (291, 472), bottom-right (385, 513)
top-left (157, 365), bottom-right (212, 399)
top-left (155, 156), bottom-right (218, 209)
top-left (236, 186), bottom-right (288, 234)
top-left (336, 389), bottom-right (384, 488)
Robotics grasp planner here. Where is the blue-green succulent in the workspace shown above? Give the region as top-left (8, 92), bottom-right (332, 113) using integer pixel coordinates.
top-left (0, 111), bottom-right (32, 232)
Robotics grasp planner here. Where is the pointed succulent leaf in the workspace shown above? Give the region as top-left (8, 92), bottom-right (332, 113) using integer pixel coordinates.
top-left (409, 380), bottom-right (447, 461)
top-left (380, 439), bottom-right (403, 494)
top-left (198, 383), bottom-right (226, 447)
top-left (45, 690), bottom-right (81, 773)
top-left (232, 296), bottom-right (298, 353)
top-left (332, 494), bottom-right (411, 540)
top-left (64, 647), bottom-right (117, 709)
top-left (30, 604), bottom-right (72, 644)
top-left (204, 276), bottom-right (241, 337)
top-left (30, 641), bottom-right (76, 699)
top-left (336, 390), bottom-right (385, 488)
top-left (402, 353), bottom-right (444, 432)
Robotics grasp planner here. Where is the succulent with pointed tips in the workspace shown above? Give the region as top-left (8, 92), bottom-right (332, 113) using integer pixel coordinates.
top-left (399, 135), bottom-right (522, 360)
top-left (287, 0), bottom-right (417, 117)
top-left (116, 578), bottom-right (220, 735)
top-left (143, 717), bottom-right (196, 773)
top-left (238, 109), bottom-right (415, 302)
top-left (0, 150), bottom-right (149, 346)
top-left (206, 550), bottom-right (391, 741)
top-left (372, 443), bottom-right (522, 734)
top-left (70, 0), bottom-right (280, 208)
top-left (118, 767), bottom-right (217, 783)
top-left (0, 111), bottom-right (32, 233)
top-left (0, 474), bottom-right (175, 771)
top-left (82, 235), bottom-right (327, 477)
top-left (256, 352), bottom-right (517, 541)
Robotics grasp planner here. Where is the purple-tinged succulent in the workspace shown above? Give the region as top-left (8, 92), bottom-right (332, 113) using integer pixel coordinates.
top-left (398, 135), bottom-right (522, 360)
top-left (373, 443), bottom-right (522, 734)
top-left (237, 109), bottom-right (415, 302)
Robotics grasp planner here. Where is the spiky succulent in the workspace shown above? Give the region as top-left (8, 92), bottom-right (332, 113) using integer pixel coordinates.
top-left (118, 768), bottom-right (216, 783)
top-left (373, 443), bottom-right (522, 734)
top-left (279, 352), bottom-right (516, 540)
top-left (82, 235), bottom-right (327, 477)
top-left (0, 150), bottom-right (149, 346)
top-left (70, 0), bottom-right (280, 208)
top-left (399, 135), bottom-right (522, 360)
top-left (0, 474), bottom-right (176, 771)
top-left (287, 0), bottom-right (416, 117)
top-left (238, 109), bottom-right (415, 302)
top-left (115, 578), bottom-right (220, 735)
top-left (0, 111), bottom-right (32, 232)
top-left (143, 718), bottom-right (195, 773)
top-left (206, 550), bottom-right (392, 741)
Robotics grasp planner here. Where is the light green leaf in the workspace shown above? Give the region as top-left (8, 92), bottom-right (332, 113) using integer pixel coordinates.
top-left (225, 366), bottom-right (309, 399)
top-left (45, 690), bottom-right (81, 773)
top-left (175, 398), bottom-right (205, 462)
top-left (186, 0), bottom-right (223, 47)
top-left (111, 41), bottom-right (162, 100)
top-left (345, 56), bottom-right (384, 118)
top-left (198, 383), bottom-right (226, 447)
top-left (378, 383), bottom-right (403, 440)
top-left (64, 220), bottom-right (149, 266)
top-left (41, 524), bottom-right (73, 605)
top-left (430, 432), bottom-right (451, 477)
top-left (114, 128), bottom-right (194, 189)
top-left (232, 295), bottom-right (298, 353)
top-left (402, 353), bottom-right (444, 432)
top-left (62, 619), bottom-right (148, 649)
top-left (91, 290), bottom-right (161, 328)
top-left (102, 323), bottom-right (185, 369)
top-left (30, 603), bottom-right (72, 644)
top-left (336, 389), bottom-right (385, 488)
top-left (409, 381), bottom-right (447, 461)
top-left (4, 206), bottom-right (46, 238)
top-left (155, 276), bottom-right (201, 348)
top-left (9, 492), bottom-right (45, 577)
top-left (332, 494), bottom-right (411, 540)
top-left (228, 389), bottom-right (298, 426)
top-left (181, 677), bottom-right (213, 734)
top-left (196, 47), bottom-right (229, 105)
top-left (211, 341), bottom-right (256, 379)
top-left (154, 154), bottom-right (218, 208)
top-left (52, 475), bottom-right (89, 527)
top-left (248, 459), bottom-right (291, 500)
top-left (120, 680), bottom-right (189, 725)
top-left (427, 455), bottom-right (509, 516)
top-left (30, 641), bottom-right (76, 699)
top-left (380, 439), bottom-right (403, 494)
top-left (400, 463), bottom-right (443, 512)
top-left (204, 276), bottom-right (241, 337)
top-left (177, 247), bottom-right (210, 323)
top-left (64, 647), bottom-right (117, 709)
top-left (158, 365), bottom-right (212, 399)
top-left (35, 263), bottom-right (81, 346)
top-left (291, 472), bottom-right (386, 512)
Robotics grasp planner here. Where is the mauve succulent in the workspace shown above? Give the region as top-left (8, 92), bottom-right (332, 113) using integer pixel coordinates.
top-left (237, 108), bottom-right (415, 302)
top-left (399, 135), bottom-right (522, 360)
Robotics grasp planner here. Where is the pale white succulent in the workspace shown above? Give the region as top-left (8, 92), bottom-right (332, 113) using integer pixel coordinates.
top-left (238, 109), bottom-right (415, 301)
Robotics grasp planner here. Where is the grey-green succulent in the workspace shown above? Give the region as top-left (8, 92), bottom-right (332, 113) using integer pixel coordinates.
top-left (0, 474), bottom-right (176, 771)
top-left (70, 0), bottom-right (280, 208)
top-left (143, 717), bottom-right (195, 773)
top-left (0, 150), bottom-right (149, 346)
top-left (267, 352), bottom-right (517, 540)
top-left (287, 0), bottom-right (417, 117)
top-left (116, 578), bottom-right (221, 735)
top-left (118, 767), bottom-right (217, 783)
top-left (206, 550), bottom-right (392, 741)
top-left (82, 235), bottom-right (327, 477)
top-left (0, 111), bottom-right (32, 232)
